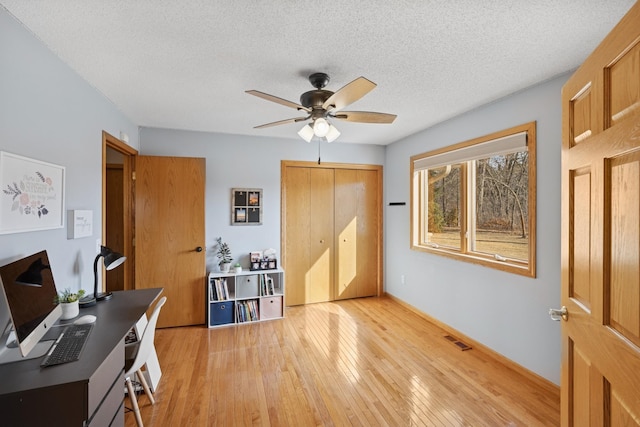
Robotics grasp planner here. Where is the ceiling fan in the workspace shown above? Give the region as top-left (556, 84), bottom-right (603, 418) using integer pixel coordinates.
top-left (246, 72), bottom-right (396, 143)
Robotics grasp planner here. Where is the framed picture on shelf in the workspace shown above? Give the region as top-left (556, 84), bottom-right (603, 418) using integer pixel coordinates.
top-left (231, 188), bottom-right (262, 225)
top-left (250, 258), bottom-right (277, 271)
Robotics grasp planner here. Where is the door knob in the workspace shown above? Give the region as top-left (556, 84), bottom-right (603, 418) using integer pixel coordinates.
top-left (549, 306), bottom-right (568, 321)
top-left (195, 246), bottom-right (203, 252)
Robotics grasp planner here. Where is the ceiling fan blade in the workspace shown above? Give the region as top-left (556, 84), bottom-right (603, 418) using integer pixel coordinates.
top-left (332, 111), bottom-right (397, 124)
top-left (322, 77), bottom-right (377, 111)
top-left (254, 117), bottom-right (309, 129)
top-left (246, 90), bottom-right (311, 112)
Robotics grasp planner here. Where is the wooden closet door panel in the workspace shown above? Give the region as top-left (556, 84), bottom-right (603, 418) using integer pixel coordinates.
top-left (308, 168), bottom-right (334, 303)
top-left (356, 169), bottom-right (379, 297)
top-left (335, 169), bottom-right (358, 300)
top-left (284, 167), bottom-right (311, 306)
top-left (335, 168), bottom-right (381, 299)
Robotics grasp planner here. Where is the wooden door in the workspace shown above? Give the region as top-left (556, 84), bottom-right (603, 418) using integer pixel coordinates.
top-left (105, 164), bottom-right (124, 292)
top-left (283, 166), bottom-right (334, 305)
top-left (561, 3), bottom-right (640, 425)
top-left (335, 168), bottom-right (381, 299)
top-left (135, 156), bottom-right (206, 327)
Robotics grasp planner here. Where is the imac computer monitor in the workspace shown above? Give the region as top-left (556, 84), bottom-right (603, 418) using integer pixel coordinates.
top-left (0, 250), bottom-right (61, 360)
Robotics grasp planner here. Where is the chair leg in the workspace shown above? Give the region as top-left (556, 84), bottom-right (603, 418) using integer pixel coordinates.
top-left (136, 368), bottom-right (156, 405)
top-left (125, 376), bottom-right (144, 427)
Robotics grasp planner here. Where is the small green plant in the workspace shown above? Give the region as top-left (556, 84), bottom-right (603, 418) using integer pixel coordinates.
top-left (54, 288), bottom-right (86, 304)
top-left (215, 237), bottom-right (232, 266)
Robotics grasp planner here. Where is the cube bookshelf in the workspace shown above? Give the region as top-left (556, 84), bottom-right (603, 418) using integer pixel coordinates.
top-left (206, 268), bottom-right (284, 328)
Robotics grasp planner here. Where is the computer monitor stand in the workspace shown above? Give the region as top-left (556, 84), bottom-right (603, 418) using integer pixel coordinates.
top-left (0, 321), bottom-right (54, 365)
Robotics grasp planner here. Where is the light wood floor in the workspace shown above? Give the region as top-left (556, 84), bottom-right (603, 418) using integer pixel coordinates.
top-left (125, 296), bottom-right (560, 426)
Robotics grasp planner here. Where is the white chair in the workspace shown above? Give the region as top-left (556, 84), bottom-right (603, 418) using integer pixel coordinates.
top-left (124, 296), bottom-right (166, 427)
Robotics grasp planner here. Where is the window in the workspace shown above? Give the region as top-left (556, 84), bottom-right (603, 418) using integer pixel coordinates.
top-left (411, 122), bottom-right (536, 277)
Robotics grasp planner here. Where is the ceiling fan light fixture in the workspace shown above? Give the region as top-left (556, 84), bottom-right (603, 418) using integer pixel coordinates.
top-left (325, 124), bottom-right (340, 143)
top-left (298, 123), bottom-right (314, 142)
top-left (247, 73), bottom-right (395, 145)
top-left (313, 118), bottom-right (330, 137)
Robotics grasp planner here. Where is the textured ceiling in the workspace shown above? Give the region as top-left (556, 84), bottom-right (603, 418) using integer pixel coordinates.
top-left (1, 1), bottom-right (635, 145)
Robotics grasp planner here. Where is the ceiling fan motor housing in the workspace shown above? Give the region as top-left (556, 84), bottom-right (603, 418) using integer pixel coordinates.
top-left (300, 90), bottom-right (334, 117)
top-left (300, 72), bottom-right (334, 119)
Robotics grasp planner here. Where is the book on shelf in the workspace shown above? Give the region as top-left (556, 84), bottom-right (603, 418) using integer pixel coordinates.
top-left (267, 275), bottom-right (275, 295)
top-left (235, 300), bottom-right (259, 323)
top-left (259, 274), bottom-right (276, 296)
top-left (250, 300), bottom-right (259, 320)
top-left (209, 278), bottom-right (229, 301)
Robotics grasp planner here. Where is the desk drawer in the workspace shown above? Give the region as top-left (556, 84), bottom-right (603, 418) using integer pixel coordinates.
top-left (89, 369), bottom-right (124, 426)
top-left (88, 340), bottom-right (124, 418)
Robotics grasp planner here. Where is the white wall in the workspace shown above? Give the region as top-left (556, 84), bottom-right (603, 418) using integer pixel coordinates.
top-left (384, 74), bottom-right (567, 384)
top-left (0, 9), bottom-right (138, 293)
top-left (139, 128), bottom-right (385, 272)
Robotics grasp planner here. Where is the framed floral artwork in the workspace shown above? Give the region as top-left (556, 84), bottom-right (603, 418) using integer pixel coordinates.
top-left (0, 151), bottom-right (65, 234)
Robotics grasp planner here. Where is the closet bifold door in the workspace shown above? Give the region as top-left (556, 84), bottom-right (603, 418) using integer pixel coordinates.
top-left (283, 161), bottom-right (381, 307)
top-left (334, 169), bottom-right (378, 299)
top-left (284, 166), bottom-right (334, 305)
top-left (309, 168), bottom-right (335, 304)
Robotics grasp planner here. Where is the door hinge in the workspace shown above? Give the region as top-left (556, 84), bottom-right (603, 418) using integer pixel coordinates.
top-left (132, 171), bottom-right (136, 180)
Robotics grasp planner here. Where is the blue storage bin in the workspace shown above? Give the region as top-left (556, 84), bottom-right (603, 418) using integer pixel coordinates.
top-left (209, 301), bottom-right (234, 326)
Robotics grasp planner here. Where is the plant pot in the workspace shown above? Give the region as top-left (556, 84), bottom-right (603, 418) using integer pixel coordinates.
top-left (220, 263), bottom-right (231, 273)
top-left (60, 301), bottom-right (79, 320)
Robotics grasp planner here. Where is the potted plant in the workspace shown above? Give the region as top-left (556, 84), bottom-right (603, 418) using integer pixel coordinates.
top-left (215, 237), bottom-right (232, 273)
top-left (233, 263), bottom-right (242, 274)
top-left (54, 288), bottom-right (86, 320)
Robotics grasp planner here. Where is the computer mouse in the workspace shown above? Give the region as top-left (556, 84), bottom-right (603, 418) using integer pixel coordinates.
top-left (74, 314), bottom-right (96, 325)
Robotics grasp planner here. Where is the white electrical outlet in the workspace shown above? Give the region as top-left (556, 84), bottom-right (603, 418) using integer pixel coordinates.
top-left (95, 239), bottom-right (101, 253)
top-left (400, 274), bottom-right (405, 285)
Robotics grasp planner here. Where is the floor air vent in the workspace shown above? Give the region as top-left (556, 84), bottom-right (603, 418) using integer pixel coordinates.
top-left (444, 335), bottom-right (472, 351)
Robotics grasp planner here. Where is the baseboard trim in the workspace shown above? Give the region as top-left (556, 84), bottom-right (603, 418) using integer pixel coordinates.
top-left (383, 292), bottom-right (559, 392)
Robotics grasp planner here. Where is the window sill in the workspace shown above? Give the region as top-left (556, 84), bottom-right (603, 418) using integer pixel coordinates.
top-left (411, 244), bottom-right (535, 278)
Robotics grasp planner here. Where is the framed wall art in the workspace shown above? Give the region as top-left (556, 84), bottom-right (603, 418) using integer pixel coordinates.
top-left (0, 151), bottom-right (65, 234)
top-left (231, 188), bottom-right (262, 225)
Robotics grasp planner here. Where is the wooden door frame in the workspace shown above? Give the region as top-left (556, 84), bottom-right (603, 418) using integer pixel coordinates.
top-left (281, 160), bottom-right (384, 297)
top-left (102, 131), bottom-right (137, 291)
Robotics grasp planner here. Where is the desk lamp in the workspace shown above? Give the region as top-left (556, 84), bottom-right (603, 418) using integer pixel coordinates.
top-left (79, 246), bottom-right (126, 308)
